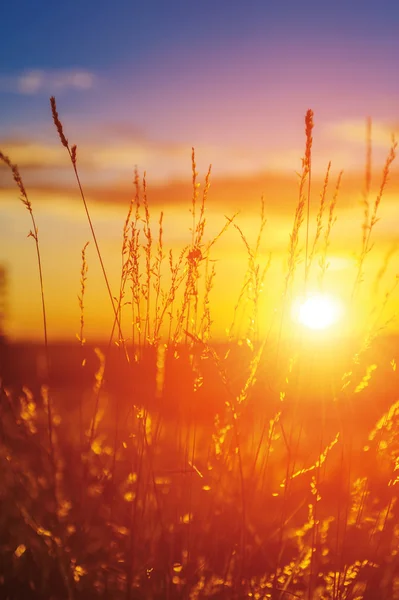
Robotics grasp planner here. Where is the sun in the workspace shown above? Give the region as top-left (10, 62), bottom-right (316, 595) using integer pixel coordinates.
top-left (293, 294), bottom-right (342, 331)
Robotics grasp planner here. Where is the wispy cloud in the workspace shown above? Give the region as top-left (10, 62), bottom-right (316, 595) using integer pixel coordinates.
top-left (0, 139), bottom-right (68, 168)
top-left (324, 119), bottom-right (399, 147)
top-left (0, 136), bottom-right (187, 178)
top-left (0, 69), bottom-right (96, 95)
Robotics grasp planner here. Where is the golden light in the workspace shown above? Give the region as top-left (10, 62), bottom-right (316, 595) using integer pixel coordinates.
top-left (293, 294), bottom-right (342, 331)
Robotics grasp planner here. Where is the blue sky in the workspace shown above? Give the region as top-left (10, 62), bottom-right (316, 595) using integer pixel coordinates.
top-left (1, 1), bottom-right (399, 148)
top-left (2, 1), bottom-right (399, 73)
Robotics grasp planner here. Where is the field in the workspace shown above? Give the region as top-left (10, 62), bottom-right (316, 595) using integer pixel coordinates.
top-left (1, 102), bottom-right (399, 599)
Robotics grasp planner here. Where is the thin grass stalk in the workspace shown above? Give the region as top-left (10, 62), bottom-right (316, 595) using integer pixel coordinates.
top-left (77, 241), bottom-right (89, 464)
top-left (87, 347), bottom-right (105, 449)
top-left (353, 133), bottom-right (397, 299)
top-left (140, 417), bottom-right (170, 588)
top-left (205, 211), bottom-right (239, 254)
top-left (186, 400), bottom-right (197, 573)
top-left (255, 345), bottom-right (295, 497)
top-left (319, 171), bottom-right (343, 288)
top-left (0, 154), bottom-right (49, 368)
top-left (180, 152), bottom-right (211, 343)
top-left (174, 256), bottom-right (196, 345)
top-left (102, 221), bottom-right (132, 505)
top-left (307, 161), bottom-right (331, 278)
top-left (87, 262), bottom-right (136, 456)
top-left (372, 243), bottom-right (397, 299)
top-left (366, 273), bottom-right (399, 345)
top-left (336, 411), bottom-right (354, 598)
top-left (130, 220), bottom-right (142, 350)
top-left (199, 257), bottom-right (216, 341)
top-left (287, 109), bottom-right (314, 293)
top-left (0, 151), bottom-right (55, 463)
top-left (362, 118), bottom-right (373, 262)
top-left (87, 186), bottom-right (142, 480)
top-left (185, 331), bottom-right (261, 581)
top-left (228, 276), bottom-right (252, 341)
top-left (77, 242), bottom-right (89, 347)
top-left (155, 247), bottom-right (187, 345)
top-left (304, 110), bottom-right (314, 287)
top-left (233, 223), bottom-right (256, 339)
top-left (126, 419), bottom-right (146, 600)
top-left (350, 406), bottom-right (393, 580)
top-left (153, 211), bottom-right (164, 340)
top-left (308, 401), bottom-right (326, 600)
top-left (365, 136), bottom-right (397, 254)
top-left (182, 149), bottom-right (199, 344)
top-left (50, 96), bottom-right (127, 352)
top-left (255, 409), bottom-right (279, 491)
top-left (274, 353), bottom-right (313, 593)
top-left (130, 170), bottom-right (142, 350)
top-left (118, 182), bottom-right (136, 345)
top-left (276, 109), bottom-right (314, 366)
top-left (195, 163), bottom-right (211, 250)
top-left (191, 148), bottom-right (199, 247)
top-left (142, 174), bottom-right (152, 343)
top-left (227, 202), bottom-right (269, 342)
top-left (192, 164), bottom-right (211, 335)
top-left (252, 199), bottom-right (269, 342)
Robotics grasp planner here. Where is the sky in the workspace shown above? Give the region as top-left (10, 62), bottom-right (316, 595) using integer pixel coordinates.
top-left (0, 0), bottom-right (399, 341)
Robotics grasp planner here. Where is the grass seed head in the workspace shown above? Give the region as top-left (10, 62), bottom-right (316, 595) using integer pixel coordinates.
top-left (50, 96), bottom-right (69, 148)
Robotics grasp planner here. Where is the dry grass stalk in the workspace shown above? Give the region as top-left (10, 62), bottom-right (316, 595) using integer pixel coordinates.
top-left (190, 147), bottom-right (199, 247)
top-left (274, 109), bottom-right (314, 365)
top-left (0, 152), bottom-right (47, 351)
top-left (76, 241), bottom-right (89, 464)
top-left (117, 178), bottom-right (136, 342)
top-left (50, 97), bottom-right (68, 148)
top-left (353, 132), bottom-right (397, 298)
top-left (158, 246), bottom-right (187, 344)
top-left (0, 150), bottom-right (54, 461)
top-left (172, 154), bottom-right (212, 345)
top-left (306, 161), bottom-right (331, 279)
top-left (198, 257), bottom-right (216, 342)
top-left (87, 347), bottom-right (106, 446)
top-left (318, 170), bottom-right (343, 287)
top-left (50, 96), bottom-right (127, 350)
top-left (77, 242), bottom-right (89, 347)
top-left (372, 243), bottom-right (398, 299)
top-left (362, 117), bottom-right (373, 252)
top-left (206, 211), bottom-right (239, 255)
top-left (153, 211), bottom-right (164, 340)
top-left (228, 202), bottom-right (270, 343)
top-left (304, 109), bottom-right (314, 286)
top-left (365, 274), bottom-right (399, 349)
top-left (142, 173), bottom-right (152, 343)
top-left (129, 171), bottom-right (142, 350)
top-left (286, 109), bottom-right (314, 296)
top-left (186, 155), bottom-right (212, 340)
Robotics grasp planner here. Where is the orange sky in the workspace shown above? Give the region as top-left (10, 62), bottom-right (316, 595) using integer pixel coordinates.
top-left (1, 142), bottom-right (398, 342)
top-left (1, 2), bottom-right (399, 341)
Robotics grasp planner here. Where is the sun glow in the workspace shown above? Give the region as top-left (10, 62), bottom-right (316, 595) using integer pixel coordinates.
top-left (293, 294), bottom-right (342, 331)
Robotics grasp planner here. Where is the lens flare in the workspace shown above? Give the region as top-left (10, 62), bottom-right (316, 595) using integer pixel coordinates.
top-left (293, 294), bottom-right (342, 330)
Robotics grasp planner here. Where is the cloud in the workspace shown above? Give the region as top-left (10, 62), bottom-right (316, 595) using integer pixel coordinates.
top-left (0, 135), bottom-right (189, 180)
top-left (0, 69), bottom-right (96, 95)
top-left (0, 140), bottom-right (68, 168)
top-left (324, 119), bottom-right (399, 148)
top-left (1, 129), bottom-right (398, 217)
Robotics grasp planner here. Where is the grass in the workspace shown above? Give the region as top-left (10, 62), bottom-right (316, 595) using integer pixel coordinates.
top-left (0, 101), bottom-right (399, 599)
